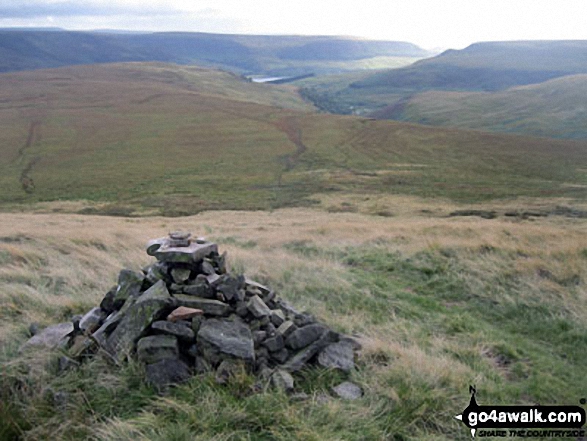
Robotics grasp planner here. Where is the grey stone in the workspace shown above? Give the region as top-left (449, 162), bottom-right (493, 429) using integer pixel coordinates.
top-left (253, 331), bottom-right (267, 347)
top-left (275, 299), bottom-right (301, 317)
top-left (247, 295), bottom-right (271, 318)
top-left (318, 341), bottom-right (355, 372)
top-left (263, 334), bottom-right (284, 352)
top-left (206, 273), bottom-right (221, 287)
top-left (99, 286), bottom-right (118, 314)
top-left (173, 295), bottom-right (230, 316)
top-left (145, 358), bottom-right (191, 391)
top-left (290, 392), bottom-right (310, 402)
top-left (68, 335), bottom-right (95, 357)
top-left (271, 369), bottom-right (294, 392)
top-left (217, 274), bottom-right (244, 302)
top-left (215, 251), bottom-right (227, 274)
top-left (270, 348), bottom-right (290, 364)
top-left (20, 322), bottom-right (74, 352)
top-left (282, 330), bottom-right (336, 372)
top-left (245, 278), bottom-right (271, 295)
top-left (171, 267), bottom-right (191, 284)
top-left (151, 321), bottom-right (195, 342)
top-left (293, 313), bottom-right (316, 327)
top-left (182, 282), bottom-right (213, 298)
top-left (106, 281), bottom-right (172, 360)
top-left (197, 318), bottom-right (255, 362)
top-left (338, 335), bottom-right (363, 351)
top-left (264, 322), bottom-right (276, 336)
top-left (145, 262), bottom-right (170, 285)
top-left (235, 289), bottom-right (245, 302)
top-left (270, 309), bottom-right (286, 327)
top-left (285, 324), bottom-right (327, 350)
top-left (71, 315), bottom-right (83, 332)
top-left (255, 346), bottom-right (269, 361)
top-left (146, 237), bottom-right (218, 264)
top-left (91, 297), bottom-right (136, 347)
top-left (235, 301), bottom-right (248, 317)
top-left (113, 269), bottom-right (144, 309)
top-left (28, 323), bottom-right (39, 336)
top-left (137, 335), bottom-right (178, 364)
top-left (332, 381), bottom-right (362, 400)
top-left (79, 307), bottom-right (105, 335)
top-left (276, 320), bottom-right (296, 338)
top-left (201, 260), bottom-right (215, 276)
top-left (263, 290), bottom-right (276, 305)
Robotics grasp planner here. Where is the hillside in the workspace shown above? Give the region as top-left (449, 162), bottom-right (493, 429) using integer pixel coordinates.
top-left (372, 75), bottom-right (587, 139)
top-left (0, 30), bottom-right (429, 76)
top-left (1, 63), bottom-right (587, 216)
top-left (351, 40), bottom-right (587, 92)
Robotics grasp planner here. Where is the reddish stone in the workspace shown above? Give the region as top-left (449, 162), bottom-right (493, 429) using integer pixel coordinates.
top-left (166, 306), bottom-right (203, 322)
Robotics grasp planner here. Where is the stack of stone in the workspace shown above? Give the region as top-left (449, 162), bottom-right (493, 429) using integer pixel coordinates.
top-left (52, 232), bottom-right (359, 393)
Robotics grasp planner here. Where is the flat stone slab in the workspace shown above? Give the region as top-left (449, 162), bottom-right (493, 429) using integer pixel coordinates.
top-left (113, 269), bottom-right (144, 309)
top-left (167, 306), bottom-right (203, 322)
top-left (79, 307), bottom-right (105, 335)
top-left (197, 318), bottom-right (254, 362)
top-left (20, 322), bottom-right (74, 352)
top-left (137, 335), bottom-right (179, 364)
top-left (271, 369), bottom-right (294, 392)
top-left (247, 295), bottom-right (271, 318)
top-left (151, 320), bottom-right (195, 342)
top-left (282, 330), bottom-right (335, 372)
top-left (146, 237), bottom-right (218, 264)
top-left (332, 381), bottom-right (362, 400)
top-left (318, 341), bottom-right (355, 372)
top-left (145, 357), bottom-right (191, 392)
top-left (107, 280), bottom-right (172, 360)
top-left (173, 295), bottom-right (230, 316)
top-left (285, 324), bottom-right (327, 350)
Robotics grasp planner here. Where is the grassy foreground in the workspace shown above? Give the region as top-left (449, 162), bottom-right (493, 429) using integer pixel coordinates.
top-left (1, 200), bottom-right (586, 440)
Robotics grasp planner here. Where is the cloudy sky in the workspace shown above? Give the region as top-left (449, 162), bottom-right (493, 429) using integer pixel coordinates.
top-left (1, 0), bottom-right (585, 50)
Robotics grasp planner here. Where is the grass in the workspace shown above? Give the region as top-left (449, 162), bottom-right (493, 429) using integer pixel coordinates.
top-left (373, 74), bottom-right (587, 139)
top-left (1, 203), bottom-right (586, 439)
top-left (1, 62), bottom-right (587, 217)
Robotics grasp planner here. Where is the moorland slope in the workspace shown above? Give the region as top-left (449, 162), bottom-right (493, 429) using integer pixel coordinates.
top-left (372, 74), bottom-right (587, 139)
top-left (1, 63), bottom-right (586, 216)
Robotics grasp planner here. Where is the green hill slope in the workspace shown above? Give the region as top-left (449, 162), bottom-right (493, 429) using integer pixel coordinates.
top-left (1, 63), bottom-right (586, 215)
top-left (0, 30), bottom-right (429, 76)
top-left (372, 74), bottom-right (587, 139)
top-left (352, 40), bottom-right (587, 92)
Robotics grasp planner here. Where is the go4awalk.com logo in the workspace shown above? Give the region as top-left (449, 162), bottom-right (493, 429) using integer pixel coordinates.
top-left (455, 386), bottom-right (586, 438)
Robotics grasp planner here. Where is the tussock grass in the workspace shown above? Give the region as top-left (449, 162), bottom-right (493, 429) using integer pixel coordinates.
top-left (0, 204), bottom-right (586, 439)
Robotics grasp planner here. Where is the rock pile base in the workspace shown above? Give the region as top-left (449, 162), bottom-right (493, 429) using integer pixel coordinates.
top-left (30, 232), bottom-right (360, 394)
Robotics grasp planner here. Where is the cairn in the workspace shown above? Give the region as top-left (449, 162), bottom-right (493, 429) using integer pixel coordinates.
top-left (33, 232), bottom-right (360, 393)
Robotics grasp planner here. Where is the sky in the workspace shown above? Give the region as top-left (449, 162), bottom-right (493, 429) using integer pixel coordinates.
top-left (0, 0), bottom-right (586, 50)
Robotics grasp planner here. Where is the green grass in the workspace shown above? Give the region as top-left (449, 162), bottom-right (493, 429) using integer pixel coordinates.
top-left (2, 218), bottom-right (586, 440)
top-left (373, 75), bottom-right (587, 139)
top-left (1, 63), bottom-right (587, 216)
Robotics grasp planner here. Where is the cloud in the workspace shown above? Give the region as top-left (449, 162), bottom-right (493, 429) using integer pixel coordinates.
top-left (0, 0), bottom-right (179, 18)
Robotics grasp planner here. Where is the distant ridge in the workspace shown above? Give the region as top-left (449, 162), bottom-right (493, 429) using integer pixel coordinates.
top-left (351, 40), bottom-right (587, 92)
top-left (0, 30), bottom-right (430, 75)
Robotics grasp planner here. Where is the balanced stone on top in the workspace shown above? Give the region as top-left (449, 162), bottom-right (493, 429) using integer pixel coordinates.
top-left (146, 232), bottom-right (218, 264)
